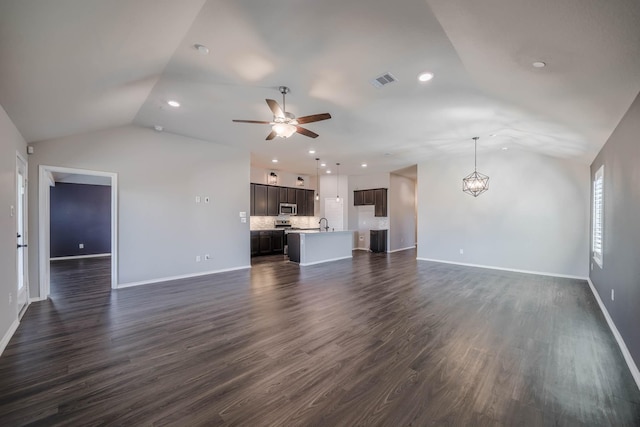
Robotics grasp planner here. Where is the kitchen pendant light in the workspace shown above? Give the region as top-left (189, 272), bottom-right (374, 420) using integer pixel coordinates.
top-left (336, 162), bottom-right (341, 202)
top-left (315, 158), bottom-right (320, 201)
top-left (462, 137), bottom-right (489, 197)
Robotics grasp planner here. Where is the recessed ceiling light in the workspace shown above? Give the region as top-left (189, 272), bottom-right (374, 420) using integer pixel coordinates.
top-left (326, 170), bottom-right (332, 174)
top-left (418, 72), bottom-right (434, 82)
top-left (153, 125), bottom-right (164, 132)
top-left (272, 159), bottom-right (278, 163)
top-left (194, 44), bottom-right (209, 55)
top-left (361, 163), bottom-right (368, 168)
top-left (167, 100), bottom-right (180, 107)
top-left (489, 133), bottom-right (497, 137)
top-left (501, 147), bottom-right (509, 151)
top-left (308, 149), bottom-right (316, 154)
top-left (532, 61), bottom-right (546, 68)
top-left (320, 162), bottom-right (326, 167)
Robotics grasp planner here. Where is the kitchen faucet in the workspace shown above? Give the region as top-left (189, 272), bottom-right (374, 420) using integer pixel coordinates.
top-left (319, 217), bottom-right (329, 232)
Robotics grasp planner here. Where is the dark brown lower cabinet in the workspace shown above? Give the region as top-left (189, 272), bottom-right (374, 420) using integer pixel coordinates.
top-left (271, 230), bottom-right (284, 253)
top-left (370, 229), bottom-right (387, 253)
top-left (251, 230), bottom-right (284, 256)
top-left (259, 231), bottom-right (272, 254)
top-left (250, 232), bottom-right (259, 256)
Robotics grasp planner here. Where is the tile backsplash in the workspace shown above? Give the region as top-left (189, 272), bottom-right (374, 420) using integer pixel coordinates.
top-left (250, 216), bottom-right (321, 230)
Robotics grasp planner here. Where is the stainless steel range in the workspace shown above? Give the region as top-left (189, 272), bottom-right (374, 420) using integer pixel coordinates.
top-left (274, 219), bottom-right (292, 255)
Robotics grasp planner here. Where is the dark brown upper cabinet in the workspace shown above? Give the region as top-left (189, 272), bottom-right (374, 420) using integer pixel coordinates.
top-left (250, 183), bottom-right (315, 217)
top-left (353, 188), bottom-right (387, 217)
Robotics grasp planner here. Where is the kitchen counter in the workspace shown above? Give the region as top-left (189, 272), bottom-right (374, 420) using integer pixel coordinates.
top-left (287, 230), bottom-right (354, 266)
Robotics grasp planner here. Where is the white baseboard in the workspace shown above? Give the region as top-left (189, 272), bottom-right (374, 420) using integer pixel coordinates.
top-left (0, 318), bottom-right (20, 356)
top-left (299, 255), bottom-right (352, 266)
top-left (50, 253), bottom-right (111, 261)
top-left (587, 278), bottom-right (640, 391)
top-left (353, 247), bottom-right (369, 251)
top-left (388, 245), bottom-right (416, 253)
top-left (29, 296), bottom-right (47, 302)
top-left (117, 265), bottom-right (252, 289)
top-left (416, 258), bottom-right (588, 281)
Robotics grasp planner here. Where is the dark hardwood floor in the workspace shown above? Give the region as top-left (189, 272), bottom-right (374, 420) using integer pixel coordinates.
top-left (1, 251), bottom-right (639, 426)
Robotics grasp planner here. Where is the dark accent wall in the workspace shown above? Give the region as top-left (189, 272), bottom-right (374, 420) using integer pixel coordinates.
top-left (590, 91), bottom-right (640, 369)
top-left (50, 183), bottom-right (111, 257)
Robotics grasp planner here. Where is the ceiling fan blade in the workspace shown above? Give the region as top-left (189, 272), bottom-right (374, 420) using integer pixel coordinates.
top-left (296, 113), bottom-right (332, 124)
top-left (296, 126), bottom-right (319, 138)
top-left (266, 131), bottom-right (277, 140)
top-left (266, 99), bottom-right (284, 118)
top-left (232, 119), bottom-right (272, 124)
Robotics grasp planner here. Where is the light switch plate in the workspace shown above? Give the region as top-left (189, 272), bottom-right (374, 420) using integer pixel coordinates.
top-left (241, 217), bottom-right (247, 223)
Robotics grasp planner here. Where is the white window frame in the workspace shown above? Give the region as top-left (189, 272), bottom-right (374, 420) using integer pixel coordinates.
top-left (592, 165), bottom-right (604, 268)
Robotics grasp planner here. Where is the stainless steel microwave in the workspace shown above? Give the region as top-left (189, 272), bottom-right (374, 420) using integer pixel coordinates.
top-left (279, 203), bottom-right (297, 215)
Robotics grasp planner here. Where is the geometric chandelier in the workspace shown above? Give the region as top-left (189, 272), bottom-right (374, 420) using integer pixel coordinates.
top-left (462, 136), bottom-right (489, 197)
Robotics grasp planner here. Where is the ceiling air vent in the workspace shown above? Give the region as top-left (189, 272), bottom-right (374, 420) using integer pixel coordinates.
top-left (370, 72), bottom-right (398, 88)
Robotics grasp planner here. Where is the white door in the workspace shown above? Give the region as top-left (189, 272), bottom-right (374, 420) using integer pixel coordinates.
top-left (16, 155), bottom-right (28, 316)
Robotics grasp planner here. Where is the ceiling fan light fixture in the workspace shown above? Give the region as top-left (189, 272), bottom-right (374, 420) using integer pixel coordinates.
top-left (272, 122), bottom-right (297, 138)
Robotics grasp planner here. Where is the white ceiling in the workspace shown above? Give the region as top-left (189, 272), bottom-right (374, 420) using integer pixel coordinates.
top-left (1, 0), bottom-right (639, 176)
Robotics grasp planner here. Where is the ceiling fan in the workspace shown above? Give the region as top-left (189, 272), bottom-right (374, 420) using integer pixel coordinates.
top-left (233, 86), bottom-right (331, 140)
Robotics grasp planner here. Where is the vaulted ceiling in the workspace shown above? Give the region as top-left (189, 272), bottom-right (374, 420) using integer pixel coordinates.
top-left (1, 0), bottom-right (639, 176)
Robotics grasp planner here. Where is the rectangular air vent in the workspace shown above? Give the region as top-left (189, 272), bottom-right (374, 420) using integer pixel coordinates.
top-left (370, 72), bottom-right (398, 88)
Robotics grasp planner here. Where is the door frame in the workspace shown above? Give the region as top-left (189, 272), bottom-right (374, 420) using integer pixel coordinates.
top-left (16, 152), bottom-right (29, 315)
top-left (38, 165), bottom-right (118, 297)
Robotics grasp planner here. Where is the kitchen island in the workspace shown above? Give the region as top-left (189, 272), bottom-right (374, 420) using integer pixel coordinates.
top-left (287, 230), bottom-right (354, 266)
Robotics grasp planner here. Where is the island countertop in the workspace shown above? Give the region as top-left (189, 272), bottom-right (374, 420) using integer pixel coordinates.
top-left (287, 230), bottom-right (354, 266)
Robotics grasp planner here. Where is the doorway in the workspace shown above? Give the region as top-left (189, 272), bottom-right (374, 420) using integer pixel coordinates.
top-left (16, 153), bottom-right (28, 317)
top-left (38, 166), bottom-right (118, 298)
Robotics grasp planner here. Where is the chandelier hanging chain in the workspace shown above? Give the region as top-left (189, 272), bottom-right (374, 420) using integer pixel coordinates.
top-left (474, 136), bottom-right (478, 171)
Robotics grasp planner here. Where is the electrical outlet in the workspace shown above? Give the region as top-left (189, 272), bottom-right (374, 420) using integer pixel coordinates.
top-left (204, 254), bottom-right (211, 260)
top-left (204, 196), bottom-right (210, 204)
top-left (79, 243), bottom-right (84, 249)
top-left (359, 236), bottom-right (364, 241)
top-left (611, 289), bottom-right (615, 301)
top-left (196, 255), bottom-right (201, 262)
top-left (459, 249), bottom-right (464, 255)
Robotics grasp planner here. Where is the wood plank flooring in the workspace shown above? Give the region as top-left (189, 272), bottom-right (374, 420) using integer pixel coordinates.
top-left (1, 251), bottom-right (639, 425)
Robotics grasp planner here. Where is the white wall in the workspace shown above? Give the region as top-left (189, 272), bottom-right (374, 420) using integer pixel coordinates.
top-left (0, 104), bottom-right (27, 351)
top-left (318, 174), bottom-right (348, 230)
top-left (417, 149), bottom-right (589, 278)
top-left (348, 173), bottom-right (390, 249)
top-left (389, 174), bottom-right (416, 252)
top-left (250, 167), bottom-right (313, 190)
top-left (28, 125), bottom-right (251, 290)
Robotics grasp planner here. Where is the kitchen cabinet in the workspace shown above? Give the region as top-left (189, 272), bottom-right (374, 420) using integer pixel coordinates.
top-left (363, 189), bottom-right (375, 205)
top-left (251, 230), bottom-right (284, 257)
top-left (254, 184), bottom-right (268, 216)
top-left (287, 188), bottom-right (297, 204)
top-left (353, 188), bottom-right (387, 217)
top-left (267, 186), bottom-right (280, 216)
top-left (306, 189), bottom-right (315, 216)
top-left (259, 231), bottom-right (272, 254)
top-left (250, 184), bottom-right (255, 216)
top-left (271, 230), bottom-right (284, 253)
top-left (374, 189), bottom-right (387, 217)
top-left (250, 183), bottom-right (315, 216)
top-left (353, 190), bottom-right (364, 206)
top-left (296, 189), bottom-right (307, 216)
top-left (279, 187), bottom-right (288, 204)
top-left (370, 229), bottom-right (387, 253)
top-left (250, 231), bottom-right (259, 256)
